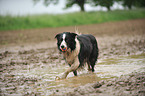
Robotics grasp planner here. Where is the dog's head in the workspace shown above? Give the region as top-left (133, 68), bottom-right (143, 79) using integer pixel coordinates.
top-left (55, 32), bottom-right (77, 52)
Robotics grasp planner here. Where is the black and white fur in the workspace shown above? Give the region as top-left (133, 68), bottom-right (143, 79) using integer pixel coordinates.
top-left (55, 32), bottom-right (99, 79)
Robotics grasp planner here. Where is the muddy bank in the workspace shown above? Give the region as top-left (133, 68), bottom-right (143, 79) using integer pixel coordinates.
top-left (0, 19), bottom-right (145, 95)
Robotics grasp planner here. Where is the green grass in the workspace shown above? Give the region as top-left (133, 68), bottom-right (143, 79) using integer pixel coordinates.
top-left (0, 9), bottom-right (145, 31)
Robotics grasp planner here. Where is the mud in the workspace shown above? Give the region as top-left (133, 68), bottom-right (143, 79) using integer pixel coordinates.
top-left (53, 72), bottom-right (145, 96)
top-left (0, 19), bottom-right (145, 95)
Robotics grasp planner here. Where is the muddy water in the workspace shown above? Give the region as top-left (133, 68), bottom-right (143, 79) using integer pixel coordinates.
top-left (10, 53), bottom-right (145, 95)
top-left (96, 54), bottom-right (145, 78)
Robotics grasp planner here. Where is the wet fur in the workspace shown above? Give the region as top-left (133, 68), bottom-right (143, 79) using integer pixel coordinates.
top-left (55, 32), bottom-right (99, 79)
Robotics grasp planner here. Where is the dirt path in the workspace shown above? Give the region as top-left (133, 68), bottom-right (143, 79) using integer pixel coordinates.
top-left (0, 19), bottom-right (145, 96)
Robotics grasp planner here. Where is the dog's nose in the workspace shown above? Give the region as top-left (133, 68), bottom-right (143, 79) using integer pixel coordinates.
top-left (61, 45), bottom-right (65, 49)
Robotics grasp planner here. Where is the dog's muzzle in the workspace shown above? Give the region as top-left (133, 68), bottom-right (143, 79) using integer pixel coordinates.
top-left (60, 45), bottom-right (67, 52)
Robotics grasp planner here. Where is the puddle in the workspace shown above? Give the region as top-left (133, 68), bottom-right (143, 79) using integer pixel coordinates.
top-left (11, 53), bottom-right (145, 95)
top-left (96, 53), bottom-right (145, 78)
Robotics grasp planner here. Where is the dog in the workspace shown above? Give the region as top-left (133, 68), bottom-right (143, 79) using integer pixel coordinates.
top-left (55, 32), bottom-right (99, 79)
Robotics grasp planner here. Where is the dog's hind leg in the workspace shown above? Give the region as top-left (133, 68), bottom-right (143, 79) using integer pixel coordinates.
top-left (89, 42), bottom-right (98, 72)
top-left (91, 63), bottom-right (95, 72)
top-left (88, 58), bottom-right (96, 72)
top-left (87, 61), bottom-right (92, 71)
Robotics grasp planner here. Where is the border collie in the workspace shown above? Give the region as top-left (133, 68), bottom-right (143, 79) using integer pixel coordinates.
top-left (55, 32), bottom-right (99, 79)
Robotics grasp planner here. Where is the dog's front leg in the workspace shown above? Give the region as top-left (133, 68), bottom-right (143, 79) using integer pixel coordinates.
top-left (61, 58), bottom-right (79, 79)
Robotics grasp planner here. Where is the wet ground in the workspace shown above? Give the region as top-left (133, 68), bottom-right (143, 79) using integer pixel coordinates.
top-left (0, 19), bottom-right (145, 95)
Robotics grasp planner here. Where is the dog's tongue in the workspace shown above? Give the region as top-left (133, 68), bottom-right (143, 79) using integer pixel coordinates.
top-left (61, 47), bottom-right (67, 52)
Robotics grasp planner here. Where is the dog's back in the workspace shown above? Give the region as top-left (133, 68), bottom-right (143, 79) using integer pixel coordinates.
top-left (77, 34), bottom-right (99, 72)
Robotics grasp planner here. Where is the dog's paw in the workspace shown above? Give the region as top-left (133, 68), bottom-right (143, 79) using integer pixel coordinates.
top-left (87, 68), bottom-right (92, 71)
top-left (55, 76), bottom-right (61, 80)
top-left (55, 75), bottom-right (67, 80)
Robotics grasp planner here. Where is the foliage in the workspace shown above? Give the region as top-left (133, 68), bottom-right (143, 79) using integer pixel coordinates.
top-left (93, 0), bottom-right (114, 11)
top-left (34, 0), bottom-right (145, 12)
top-left (65, 0), bottom-right (86, 12)
top-left (123, 0), bottom-right (136, 9)
top-left (117, 0), bottom-right (145, 9)
top-left (137, 0), bottom-right (145, 8)
top-left (0, 9), bottom-right (145, 31)
top-left (33, 0), bottom-right (59, 6)
top-left (34, 0), bottom-right (87, 12)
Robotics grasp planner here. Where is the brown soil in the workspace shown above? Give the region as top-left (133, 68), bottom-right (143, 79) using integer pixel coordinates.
top-left (0, 19), bottom-right (145, 96)
top-left (0, 18), bottom-right (145, 48)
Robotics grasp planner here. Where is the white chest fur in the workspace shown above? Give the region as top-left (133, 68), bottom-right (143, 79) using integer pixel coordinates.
top-left (63, 37), bottom-right (80, 65)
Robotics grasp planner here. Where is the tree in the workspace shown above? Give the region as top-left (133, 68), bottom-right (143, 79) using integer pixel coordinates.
top-left (116, 0), bottom-right (145, 10)
top-left (33, 0), bottom-right (59, 6)
top-left (122, 0), bottom-right (136, 9)
top-left (65, 0), bottom-right (86, 12)
top-left (33, 0), bottom-right (87, 12)
top-left (93, 0), bottom-right (114, 11)
top-left (131, 0), bottom-right (145, 8)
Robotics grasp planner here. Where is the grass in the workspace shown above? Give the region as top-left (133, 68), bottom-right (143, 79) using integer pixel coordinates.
top-left (0, 9), bottom-right (145, 31)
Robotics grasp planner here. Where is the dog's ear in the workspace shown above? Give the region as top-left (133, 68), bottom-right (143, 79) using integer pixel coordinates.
top-left (71, 33), bottom-right (77, 38)
top-left (55, 33), bottom-right (60, 39)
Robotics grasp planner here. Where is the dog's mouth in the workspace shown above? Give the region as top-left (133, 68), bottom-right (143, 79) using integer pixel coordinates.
top-left (60, 47), bottom-right (68, 52)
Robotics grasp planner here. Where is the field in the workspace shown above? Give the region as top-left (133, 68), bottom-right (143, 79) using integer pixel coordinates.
top-left (0, 9), bottom-right (145, 30)
top-left (0, 18), bottom-right (145, 95)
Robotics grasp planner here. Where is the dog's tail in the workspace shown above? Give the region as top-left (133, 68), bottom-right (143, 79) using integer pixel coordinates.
top-left (75, 26), bottom-right (81, 35)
